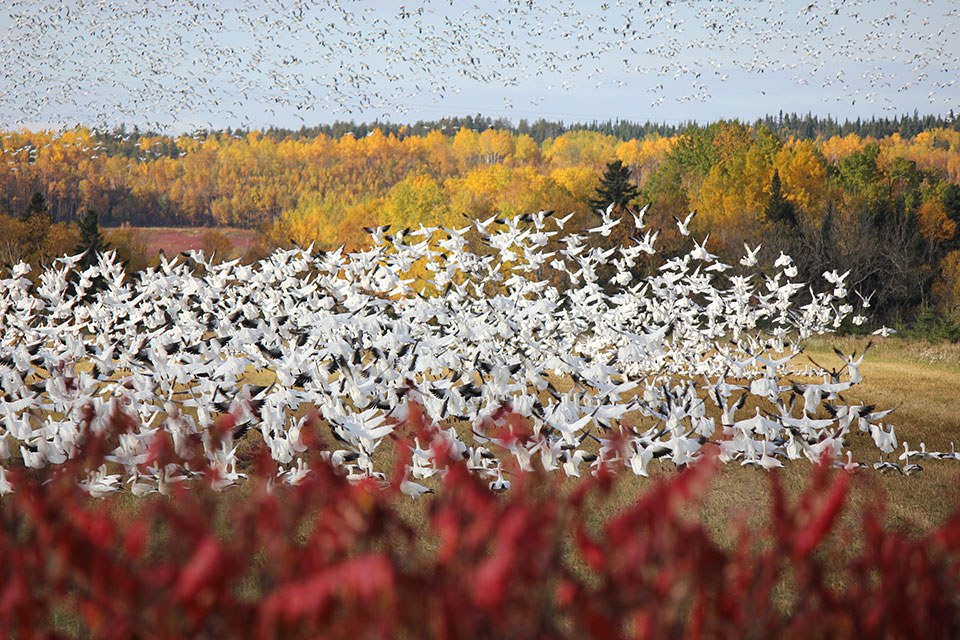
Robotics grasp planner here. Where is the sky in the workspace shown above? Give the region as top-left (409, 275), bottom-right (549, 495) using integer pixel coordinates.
top-left (0, 0), bottom-right (958, 134)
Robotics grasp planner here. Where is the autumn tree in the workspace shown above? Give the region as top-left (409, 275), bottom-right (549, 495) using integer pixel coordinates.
top-left (105, 226), bottom-right (149, 272)
top-left (545, 131), bottom-right (617, 170)
top-left (0, 216), bottom-right (27, 266)
top-left (933, 249), bottom-right (960, 312)
top-left (19, 191), bottom-right (53, 264)
top-left (774, 141), bottom-right (828, 223)
top-left (202, 229), bottom-right (234, 262)
top-left (44, 222), bottom-right (81, 262)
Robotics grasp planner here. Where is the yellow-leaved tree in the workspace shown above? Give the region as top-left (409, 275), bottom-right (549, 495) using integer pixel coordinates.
top-left (693, 127), bottom-right (777, 244)
top-left (775, 140), bottom-right (829, 222)
top-left (451, 128), bottom-right (482, 170)
top-left (544, 130), bottom-right (617, 171)
top-left (511, 134), bottom-right (540, 166)
top-left (277, 192), bottom-right (345, 249)
top-left (916, 200), bottom-right (957, 243)
top-left (933, 250), bottom-right (960, 313)
top-left (382, 173), bottom-right (450, 231)
top-left (478, 129), bottom-right (514, 165)
top-left (445, 165), bottom-right (513, 221)
top-left (820, 133), bottom-right (864, 163)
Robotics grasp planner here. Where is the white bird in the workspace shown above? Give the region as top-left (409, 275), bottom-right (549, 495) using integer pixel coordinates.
top-left (690, 234), bottom-right (716, 262)
top-left (629, 204), bottom-right (649, 230)
top-left (488, 465), bottom-right (511, 493)
top-left (740, 243), bottom-right (762, 267)
top-left (0, 466), bottom-right (13, 495)
top-left (673, 210), bottom-right (696, 236)
top-left (400, 472), bottom-right (434, 498)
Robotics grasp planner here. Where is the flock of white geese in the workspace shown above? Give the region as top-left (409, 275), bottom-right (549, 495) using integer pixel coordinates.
top-left (0, 206), bottom-right (949, 497)
top-left (1, 1), bottom-right (955, 131)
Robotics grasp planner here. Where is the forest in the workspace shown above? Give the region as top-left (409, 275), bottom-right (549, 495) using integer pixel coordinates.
top-left (1, 113), bottom-right (959, 326)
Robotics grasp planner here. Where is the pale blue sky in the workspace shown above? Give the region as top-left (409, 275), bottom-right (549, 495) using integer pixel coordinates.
top-left (0, 0), bottom-right (957, 133)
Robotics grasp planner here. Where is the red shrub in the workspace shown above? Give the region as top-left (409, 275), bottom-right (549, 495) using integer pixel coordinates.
top-left (1, 407), bottom-right (960, 639)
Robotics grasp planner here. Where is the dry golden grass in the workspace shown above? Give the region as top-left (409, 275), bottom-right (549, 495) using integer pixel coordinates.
top-left (804, 334), bottom-right (960, 372)
top-left (605, 336), bottom-right (960, 544)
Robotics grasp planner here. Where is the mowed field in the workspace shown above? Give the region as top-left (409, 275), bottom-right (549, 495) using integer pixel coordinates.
top-left (105, 226), bottom-right (261, 256)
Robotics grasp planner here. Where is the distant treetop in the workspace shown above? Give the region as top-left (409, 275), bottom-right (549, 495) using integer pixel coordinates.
top-left (245, 110), bottom-right (959, 146)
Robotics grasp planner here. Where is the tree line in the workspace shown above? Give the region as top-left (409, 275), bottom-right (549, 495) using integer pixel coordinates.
top-left (1, 118), bottom-right (959, 324)
top-left (249, 110), bottom-right (960, 146)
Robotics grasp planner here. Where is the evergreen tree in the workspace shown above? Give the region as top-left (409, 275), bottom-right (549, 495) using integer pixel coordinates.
top-left (591, 160), bottom-right (642, 288)
top-left (590, 159), bottom-right (639, 214)
top-left (23, 191), bottom-right (48, 221)
top-left (76, 208), bottom-right (106, 268)
top-left (765, 169), bottom-right (798, 228)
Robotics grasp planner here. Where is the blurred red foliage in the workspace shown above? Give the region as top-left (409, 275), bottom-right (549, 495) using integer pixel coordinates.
top-left (2, 405), bottom-right (960, 639)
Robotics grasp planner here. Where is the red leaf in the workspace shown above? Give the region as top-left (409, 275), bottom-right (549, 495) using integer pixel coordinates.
top-left (173, 536), bottom-right (224, 602)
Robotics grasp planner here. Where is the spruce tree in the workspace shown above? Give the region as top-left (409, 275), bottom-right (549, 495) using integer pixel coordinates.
top-left (590, 159), bottom-right (639, 214)
top-left (77, 208), bottom-right (106, 268)
top-left (591, 160), bottom-right (642, 288)
top-left (765, 169), bottom-right (798, 228)
top-left (23, 191), bottom-right (48, 221)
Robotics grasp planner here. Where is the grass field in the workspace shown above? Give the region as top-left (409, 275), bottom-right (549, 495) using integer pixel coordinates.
top-left (101, 335), bottom-right (960, 547)
top-left (361, 336), bottom-right (960, 551)
top-left (145, 336), bottom-right (960, 533)
top-left (614, 336), bottom-right (960, 542)
top-left (24, 336), bottom-right (960, 532)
